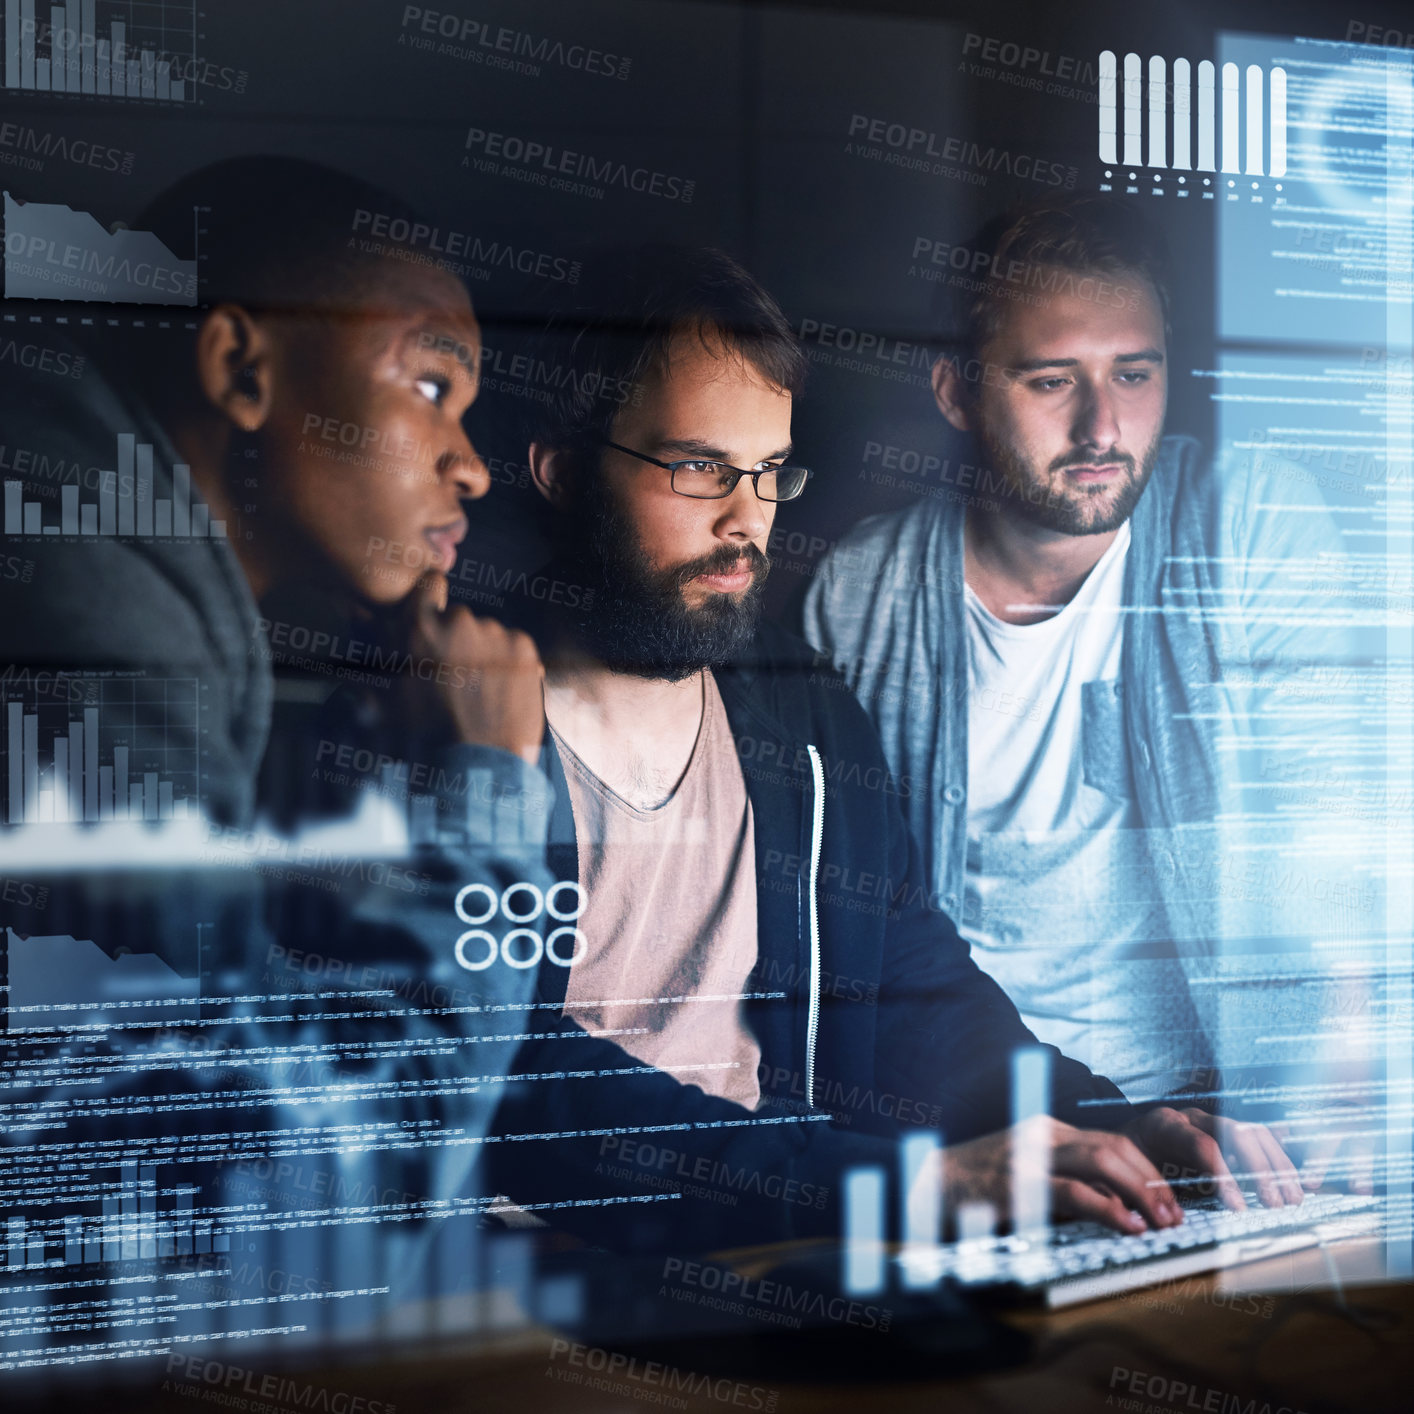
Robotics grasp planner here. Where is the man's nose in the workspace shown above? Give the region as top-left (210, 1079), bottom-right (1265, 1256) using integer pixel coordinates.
top-left (442, 426), bottom-right (491, 500)
top-left (1072, 382), bottom-right (1121, 450)
top-left (714, 473), bottom-right (770, 541)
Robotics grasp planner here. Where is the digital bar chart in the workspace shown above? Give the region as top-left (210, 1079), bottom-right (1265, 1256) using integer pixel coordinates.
top-left (5, 1164), bottom-right (227, 1271)
top-left (898, 1129), bottom-right (942, 1291)
top-left (1, 0), bottom-right (197, 101)
top-left (4, 191), bottom-right (200, 304)
top-left (1010, 1045), bottom-right (1052, 1240)
top-left (4, 434), bottom-right (224, 539)
top-left (2, 675), bottom-right (201, 825)
top-left (842, 1129), bottom-right (948, 1296)
top-left (6, 926), bottom-right (203, 1030)
top-left (841, 1165), bottom-right (886, 1297)
top-left (1099, 50), bottom-right (1288, 177)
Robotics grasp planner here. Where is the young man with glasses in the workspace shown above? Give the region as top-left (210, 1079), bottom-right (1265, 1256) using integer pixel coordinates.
top-left (482, 245), bottom-right (1297, 1254)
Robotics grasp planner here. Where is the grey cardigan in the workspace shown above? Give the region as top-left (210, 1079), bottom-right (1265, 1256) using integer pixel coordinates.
top-left (803, 435), bottom-right (1363, 1079)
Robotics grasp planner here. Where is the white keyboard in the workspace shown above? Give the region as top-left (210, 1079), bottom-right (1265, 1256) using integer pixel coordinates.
top-left (896, 1192), bottom-right (1381, 1308)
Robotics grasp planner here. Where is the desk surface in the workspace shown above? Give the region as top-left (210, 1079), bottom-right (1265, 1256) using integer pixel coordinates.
top-left (68, 1237), bottom-right (1414, 1414)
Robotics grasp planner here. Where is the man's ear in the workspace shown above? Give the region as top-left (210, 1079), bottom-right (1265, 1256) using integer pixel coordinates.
top-left (528, 441), bottom-right (575, 509)
top-left (194, 305), bottom-right (276, 434)
top-left (932, 353), bottom-right (975, 434)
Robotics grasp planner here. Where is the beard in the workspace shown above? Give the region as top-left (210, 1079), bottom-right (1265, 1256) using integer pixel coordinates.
top-left (978, 424), bottom-right (1162, 537)
top-left (557, 489), bottom-right (770, 682)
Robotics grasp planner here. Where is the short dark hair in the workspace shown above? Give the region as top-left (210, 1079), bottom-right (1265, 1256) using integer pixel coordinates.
top-left (526, 244), bottom-right (806, 453)
top-left (951, 194), bottom-right (1171, 362)
top-left (137, 154), bottom-right (447, 314)
top-left (113, 156), bottom-right (462, 415)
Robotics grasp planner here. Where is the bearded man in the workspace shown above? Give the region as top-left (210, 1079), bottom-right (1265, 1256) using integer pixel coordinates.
top-left (480, 243), bottom-right (1308, 1256)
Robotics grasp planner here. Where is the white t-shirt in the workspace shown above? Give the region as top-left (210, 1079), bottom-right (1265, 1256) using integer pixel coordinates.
top-left (961, 523), bottom-right (1207, 1098)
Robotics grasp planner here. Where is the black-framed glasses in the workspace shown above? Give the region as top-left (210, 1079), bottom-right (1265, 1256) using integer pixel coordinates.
top-left (603, 439), bottom-right (813, 502)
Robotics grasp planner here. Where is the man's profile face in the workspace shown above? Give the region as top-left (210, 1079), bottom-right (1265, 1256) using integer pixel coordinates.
top-left (257, 260), bottom-right (488, 604)
top-left (965, 271), bottom-right (1168, 536)
top-left (567, 333), bottom-right (792, 680)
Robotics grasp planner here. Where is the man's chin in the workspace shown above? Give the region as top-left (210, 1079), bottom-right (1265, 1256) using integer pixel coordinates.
top-left (611, 658), bottom-right (707, 685)
top-left (1011, 479), bottom-right (1145, 537)
top-left (1056, 500), bottom-right (1132, 537)
top-left (683, 583), bottom-right (754, 612)
top-left (572, 590), bottom-right (764, 680)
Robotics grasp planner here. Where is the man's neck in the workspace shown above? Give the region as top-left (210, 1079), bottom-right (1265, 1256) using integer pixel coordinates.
top-left (169, 418), bottom-right (281, 603)
top-left (543, 644), bottom-right (708, 810)
top-left (964, 505), bottom-right (1120, 626)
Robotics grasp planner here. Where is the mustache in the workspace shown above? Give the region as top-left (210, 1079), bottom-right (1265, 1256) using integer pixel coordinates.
top-left (670, 542), bottom-right (771, 589)
top-left (1050, 448), bottom-right (1136, 473)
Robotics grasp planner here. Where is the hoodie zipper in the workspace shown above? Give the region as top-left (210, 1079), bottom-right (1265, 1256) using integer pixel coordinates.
top-left (804, 744), bottom-right (825, 1111)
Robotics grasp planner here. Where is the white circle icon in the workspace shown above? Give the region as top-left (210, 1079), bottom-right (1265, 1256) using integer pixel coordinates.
top-left (546, 881), bottom-right (585, 921)
top-left (500, 928), bottom-right (545, 969)
top-left (546, 927), bottom-right (588, 967)
top-left (452, 880), bottom-right (587, 970)
top-left (501, 882), bottom-right (545, 923)
top-left (453, 929), bottom-right (498, 971)
top-left (454, 884), bottom-right (498, 926)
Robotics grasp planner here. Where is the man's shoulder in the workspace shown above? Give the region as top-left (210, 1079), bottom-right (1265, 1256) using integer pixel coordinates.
top-left (3, 537), bottom-right (222, 668)
top-left (1157, 433), bottom-right (1206, 470)
top-left (0, 342), bottom-right (254, 673)
top-left (737, 617), bottom-right (830, 673)
top-left (1150, 434), bottom-right (1338, 537)
top-left (1155, 432), bottom-right (1327, 498)
top-left (725, 619), bottom-right (876, 732)
top-left (822, 495), bottom-right (949, 572)
top-left (804, 497), bottom-right (954, 649)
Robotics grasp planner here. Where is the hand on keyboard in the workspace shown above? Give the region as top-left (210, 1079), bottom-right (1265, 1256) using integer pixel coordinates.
top-left (938, 1115), bottom-right (1184, 1236)
top-left (1122, 1106), bottom-right (1305, 1211)
top-left (1281, 1121), bottom-right (1377, 1196)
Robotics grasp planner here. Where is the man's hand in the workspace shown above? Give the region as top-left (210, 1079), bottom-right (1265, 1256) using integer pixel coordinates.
top-left (1275, 1117), bottom-right (1377, 1197)
top-left (1122, 1106), bottom-right (1305, 1211)
top-left (940, 1115), bottom-right (1185, 1235)
top-left (399, 570), bottom-right (545, 764)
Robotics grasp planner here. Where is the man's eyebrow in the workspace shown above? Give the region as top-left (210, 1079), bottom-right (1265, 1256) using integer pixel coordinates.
top-left (1005, 348), bottom-right (1165, 373)
top-left (658, 437), bottom-right (794, 462)
top-left (401, 322), bottom-right (479, 375)
top-left (1006, 357), bottom-right (1078, 373)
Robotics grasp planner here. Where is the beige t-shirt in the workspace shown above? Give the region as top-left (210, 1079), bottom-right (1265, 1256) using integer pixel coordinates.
top-left (554, 672), bottom-right (762, 1109)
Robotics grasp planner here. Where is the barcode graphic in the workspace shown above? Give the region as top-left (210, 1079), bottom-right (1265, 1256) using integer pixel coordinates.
top-left (1099, 53), bottom-right (1287, 177)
